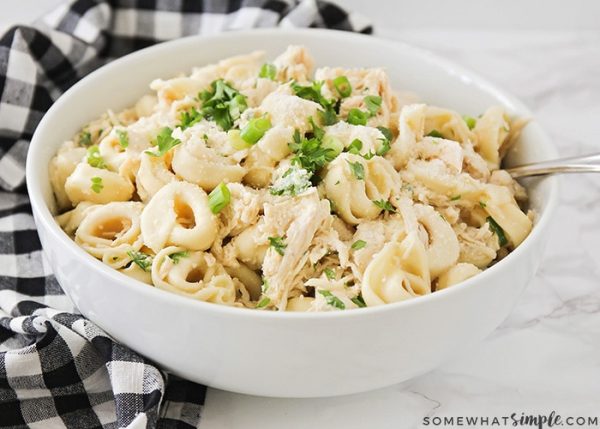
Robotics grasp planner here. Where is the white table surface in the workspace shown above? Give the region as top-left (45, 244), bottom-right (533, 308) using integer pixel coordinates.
top-left (3, 3), bottom-right (600, 428)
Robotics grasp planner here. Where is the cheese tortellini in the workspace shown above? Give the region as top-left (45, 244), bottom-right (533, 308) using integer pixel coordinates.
top-left (49, 46), bottom-right (534, 311)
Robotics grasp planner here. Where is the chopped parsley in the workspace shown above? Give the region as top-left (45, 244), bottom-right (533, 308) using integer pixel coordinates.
top-left (79, 130), bottom-right (92, 146)
top-left (351, 239), bottom-right (367, 250)
top-left (179, 107), bottom-right (203, 130)
top-left (351, 294), bottom-right (367, 308)
top-left (376, 126), bottom-right (393, 156)
top-left (364, 95), bottom-right (382, 116)
top-left (463, 115), bottom-right (477, 130)
top-left (291, 81), bottom-right (338, 126)
top-left (427, 129), bottom-right (444, 138)
top-left (487, 216), bottom-right (508, 247)
top-left (168, 251), bottom-right (189, 264)
top-left (347, 138), bottom-right (363, 154)
top-left (86, 145), bottom-right (106, 169)
top-left (116, 129), bottom-right (129, 148)
top-left (90, 176), bottom-right (103, 193)
top-left (318, 290), bottom-right (345, 310)
top-left (450, 195), bottom-right (462, 201)
top-left (269, 166), bottom-right (312, 196)
top-left (198, 79), bottom-right (247, 130)
top-left (127, 250), bottom-right (152, 272)
top-left (258, 63), bottom-right (277, 80)
top-left (377, 126), bottom-right (393, 142)
top-left (373, 199), bottom-right (396, 213)
top-left (479, 201), bottom-right (487, 208)
top-left (324, 268), bottom-right (336, 280)
top-left (268, 236), bottom-right (287, 256)
top-left (289, 129), bottom-right (337, 175)
top-left (146, 127), bottom-right (182, 157)
top-left (347, 160), bottom-right (365, 180)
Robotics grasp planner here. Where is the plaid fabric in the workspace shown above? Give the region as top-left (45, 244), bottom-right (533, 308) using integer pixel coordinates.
top-left (0, 1), bottom-right (372, 428)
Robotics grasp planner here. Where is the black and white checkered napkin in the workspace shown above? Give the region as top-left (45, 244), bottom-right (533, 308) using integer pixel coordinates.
top-left (0, 1), bottom-right (371, 427)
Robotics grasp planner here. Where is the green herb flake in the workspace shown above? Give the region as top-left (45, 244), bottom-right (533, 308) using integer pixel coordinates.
top-left (127, 250), bottom-right (153, 272)
top-left (145, 127), bottom-right (182, 157)
top-left (347, 139), bottom-right (363, 154)
top-left (116, 129), bottom-right (129, 148)
top-left (351, 294), bottom-right (367, 308)
top-left (427, 129), bottom-right (444, 138)
top-left (318, 290), bottom-right (345, 310)
top-left (324, 268), bottom-right (336, 280)
top-left (289, 127), bottom-right (337, 175)
top-left (198, 79), bottom-right (248, 130)
top-left (258, 63), bottom-right (277, 80)
top-left (90, 176), bottom-right (103, 194)
top-left (450, 195), bottom-right (462, 201)
top-left (479, 201), bottom-right (487, 208)
top-left (86, 145), bottom-right (106, 169)
top-left (291, 81), bottom-right (338, 126)
top-left (79, 130), bottom-right (92, 147)
top-left (373, 199), bottom-right (396, 213)
top-left (346, 160), bottom-right (365, 180)
top-left (376, 126), bottom-right (393, 142)
top-left (269, 166), bottom-right (312, 197)
top-left (351, 239), bottom-right (367, 250)
top-left (364, 95), bottom-right (382, 116)
top-left (487, 216), bottom-right (508, 247)
top-left (256, 296), bottom-right (271, 309)
top-left (179, 107), bottom-right (203, 130)
top-left (268, 236), bottom-right (287, 256)
top-left (168, 251), bottom-right (189, 264)
top-left (463, 115), bottom-right (477, 130)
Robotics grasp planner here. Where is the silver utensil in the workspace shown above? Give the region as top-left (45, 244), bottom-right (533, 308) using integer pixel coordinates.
top-left (506, 153), bottom-right (600, 178)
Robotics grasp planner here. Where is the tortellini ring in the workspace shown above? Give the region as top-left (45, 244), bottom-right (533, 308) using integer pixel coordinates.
top-left (323, 153), bottom-right (399, 225)
top-left (151, 246), bottom-right (237, 304)
top-left (75, 201), bottom-right (144, 268)
top-left (361, 232), bottom-right (431, 307)
top-left (140, 181), bottom-right (217, 253)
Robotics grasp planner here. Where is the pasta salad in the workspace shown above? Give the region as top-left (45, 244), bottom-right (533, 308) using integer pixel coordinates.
top-left (49, 46), bottom-right (533, 311)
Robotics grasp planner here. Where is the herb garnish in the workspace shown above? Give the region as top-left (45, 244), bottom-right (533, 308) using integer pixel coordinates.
top-left (146, 127), bottom-right (182, 157)
top-left (427, 129), bottom-right (444, 138)
top-left (351, 239), bottom-right (367, 250)
top-left (86, 145), bottom-right (106, 169)
top-left (351, 294), bottom-right (367, 308)
top-left (373, 199), bottom-right (396, 213)
top-left (487, 216), bottom-right (508, 247)
top-left (127, 250), bottom-right (152, 272)
top-left (116, 129), bottom-right (129, 148)
top-left (347, 160), bottom-right (365, 180)
top-left (318, 290), bottom-right (345, 310)
top-left (259, 63), bottom-right (277, 80)
top-left (324, 268), bottom-right (336, 280)
top-left (168, 251), bottom-right (189, 264)
top-left (198, 79), bottom-right (247, 130)
top-left (268, 236), bottom-right (287, 256)
top-left (90, 176), bottom-right (103, 193)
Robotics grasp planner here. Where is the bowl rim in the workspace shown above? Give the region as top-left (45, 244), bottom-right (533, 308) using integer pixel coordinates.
top-left (26, 28), bottom-right (559, 320)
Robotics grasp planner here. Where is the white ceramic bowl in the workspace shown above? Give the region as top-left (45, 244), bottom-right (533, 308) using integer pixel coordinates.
top-left (26, 29), bottom-right (558, 398)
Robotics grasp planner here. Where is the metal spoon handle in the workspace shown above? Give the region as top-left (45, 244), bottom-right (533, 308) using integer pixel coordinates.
top-left (506, 153), bottom-right (600, 178)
